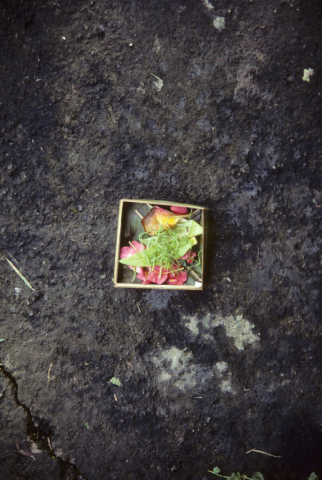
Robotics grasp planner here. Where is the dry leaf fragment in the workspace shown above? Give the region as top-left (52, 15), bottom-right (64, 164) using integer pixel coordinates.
top-left (302, 68), bottom-right (314, 82)
top-left (213, 17), bottom-right (225, 31)
top-left (16, 442), bottom-right (35, 460)
top-left (246, 448), bottom-right (281, 458)
top-left (110, 377), bottom-right (122, 386)
top-left (149, 73), bottom-right (163, 91)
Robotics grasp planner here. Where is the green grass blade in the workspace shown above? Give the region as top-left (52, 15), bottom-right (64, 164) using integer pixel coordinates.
top-left (6, 258), bottom-right (35, 291)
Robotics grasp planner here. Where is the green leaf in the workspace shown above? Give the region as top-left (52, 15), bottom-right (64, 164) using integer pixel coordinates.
top-left (120, 238), bottom-right (195, 267)
top-left (176, 237), bottom-right (196, 257)
top-left (309, 473), bottom-right (318, 480)
top-left (174, 220), bottom-right (203, 238)
top-left (185, 272), bottom-right (197, 286)
top-left (191, 262), bottom-right (202, 276)
top-left (208, 467), bottom-right (221, 475)
top-left (129, 212), bottom-right (144, 238)
top-left (252, 473), bottom-right (264, 480)
top-left (0, 339), bottom-right (5, 342)
top-left (119, 247), bottom-right (157, 267)
top-left (84, 422), bottom-right (89, 429)
top-left (110, 377), bottom-right (122, 386)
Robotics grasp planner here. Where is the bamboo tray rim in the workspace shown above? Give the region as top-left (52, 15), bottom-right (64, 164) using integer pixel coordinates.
top-left (114, 199), bottom-right (206, 289)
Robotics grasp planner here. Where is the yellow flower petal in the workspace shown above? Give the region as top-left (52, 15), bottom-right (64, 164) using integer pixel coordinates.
top-left (142, 207), bottom-right (188, 235)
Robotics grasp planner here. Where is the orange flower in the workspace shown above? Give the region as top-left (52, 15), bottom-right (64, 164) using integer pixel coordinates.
top-left (141, 206), bottom-right (188, 235)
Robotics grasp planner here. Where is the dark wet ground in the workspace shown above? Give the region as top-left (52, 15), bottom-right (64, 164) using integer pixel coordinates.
top-left (0, 0), bottom-right (322, 479)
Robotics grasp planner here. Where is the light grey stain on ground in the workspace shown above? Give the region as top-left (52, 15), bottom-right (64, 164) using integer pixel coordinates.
top-left (149, 313), bottom-right (259, 395)
top-left (215, 361), bottom-right (236, 394)
top-left (150, 347), bottom-right (236, 394)
top-left (183, 313), bottom-right (260, 350)
top-left (151, 347), bottom-right (197, 390)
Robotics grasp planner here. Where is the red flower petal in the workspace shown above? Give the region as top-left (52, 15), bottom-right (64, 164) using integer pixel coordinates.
top-left (130, 240), bottom-right (145, 252)
top-left (180, 250), bottom-right (196, 264)
top-left (170, 206), bottom-right (189, 215)
top-left (120, 241), bottom-right (145, 260)
top-left (146, 266), bottom-right (169, 284)
top-left (136, 269), bottom-right (152, 284)
top-left (166, 268), bottom-right (188, 285)
top-left (135, 266), bottom-right (145, 275)
top-left (120, 242), bottom-right (146, 273)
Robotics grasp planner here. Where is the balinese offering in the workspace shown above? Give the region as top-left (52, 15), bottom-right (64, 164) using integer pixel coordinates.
top-left (114, 200), bottom-right (205, 289)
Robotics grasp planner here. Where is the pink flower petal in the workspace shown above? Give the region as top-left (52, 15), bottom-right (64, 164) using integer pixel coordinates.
top-left (155, 206), bottom-right (170, 214)
top-left (180, 250), bottom-right (196, 264)
top-left (146, 266), bottom-right (169, 284)
top-left (130, 240), bottom-right (145, 252)
top-left (170, 206), bottom-right (189, 215)
top-left (166, 269), bottom-right (188, 285)
top-left (120, 246), bottom-right (134, 259)
top-left (120, 242), bottom-right (146, 275)
top-left (135, 266), bottom-right (145, 275)
top-left (136, 270), bottom-right (152, 284)
top-left (120, 241), bottom-right (145, 260)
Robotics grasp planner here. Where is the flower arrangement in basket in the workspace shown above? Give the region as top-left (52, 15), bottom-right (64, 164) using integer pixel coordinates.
top-left (118, 202), bottom-right (203, 287)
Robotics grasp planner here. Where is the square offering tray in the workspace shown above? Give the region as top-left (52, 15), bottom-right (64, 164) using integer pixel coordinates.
top-left (114, 199), bottom-right (206, 290)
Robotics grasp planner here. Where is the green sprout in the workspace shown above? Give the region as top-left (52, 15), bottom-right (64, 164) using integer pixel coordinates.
top-left (208, 467), bottom-right (264, 480)
top-left (138, 227), bottom-right (187, 274)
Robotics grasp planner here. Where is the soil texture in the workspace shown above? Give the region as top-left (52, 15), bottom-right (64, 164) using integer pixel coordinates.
top-left (0, 0), bottom-right (322, 479)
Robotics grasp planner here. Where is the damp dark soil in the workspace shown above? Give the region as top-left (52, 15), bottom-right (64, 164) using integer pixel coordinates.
top-left (0, 1), bottom-right (322, 479)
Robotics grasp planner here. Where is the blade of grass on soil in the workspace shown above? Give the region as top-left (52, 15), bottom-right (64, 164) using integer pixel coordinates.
top-left (6, 258), bottom-right (35, 291)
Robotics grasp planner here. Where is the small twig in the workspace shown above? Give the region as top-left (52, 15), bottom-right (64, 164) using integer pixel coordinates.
top-left (190, 209), bottom-right (201, 219)
top-left (16, 442), bottom-right (35, 460)
top-left (47, 363), bottom-right (53, 389)
top-left (246, 448), bottom-right (281, 458)
top-left (149, 72), bottom-right (162, 82)
top-left (134, 210), bottom-right (143, 219)
top-left (186, 267), bottom-right (202, 282)
top-left (47, 437), bottom-right (53, 451)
